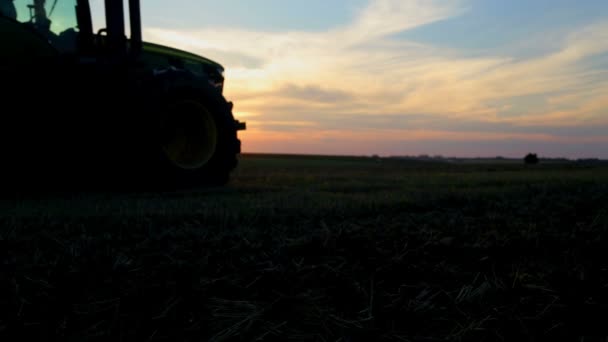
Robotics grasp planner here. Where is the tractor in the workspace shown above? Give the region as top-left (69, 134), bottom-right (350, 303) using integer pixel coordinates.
top-left (0, 0), bottom-right (246, 190)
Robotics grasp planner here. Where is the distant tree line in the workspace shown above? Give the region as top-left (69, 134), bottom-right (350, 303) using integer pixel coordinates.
top-left (380, 153), bottom-right (606, 165)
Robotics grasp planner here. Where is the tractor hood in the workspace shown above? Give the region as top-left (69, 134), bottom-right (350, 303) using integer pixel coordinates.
top-left (141, 41), bottom-right (224, 72)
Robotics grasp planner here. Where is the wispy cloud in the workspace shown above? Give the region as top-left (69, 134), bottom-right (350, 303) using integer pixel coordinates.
top-left (339, 0), bottom-right (466, 44)
top-left (144, 0), bottom-right (608, 158)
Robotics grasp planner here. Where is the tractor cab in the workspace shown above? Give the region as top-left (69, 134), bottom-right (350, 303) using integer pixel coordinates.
top-left (6, 0), bottom-right (79, 52)
top-left (2, 0), bottom-right (141, 57)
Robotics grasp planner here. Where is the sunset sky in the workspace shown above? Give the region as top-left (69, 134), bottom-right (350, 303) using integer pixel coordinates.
top-left (115, 0), bottom-right (608, 157)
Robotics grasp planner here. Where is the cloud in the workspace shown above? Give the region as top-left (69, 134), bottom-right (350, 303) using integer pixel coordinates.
top-left (144, 0), bottom-right (465, 93)
top-left (274, 84), bottom-right (354, 104)
top-left (143, 0), bottom-right (608, 158)
top-left (339, 0), bottom-right (466, 45)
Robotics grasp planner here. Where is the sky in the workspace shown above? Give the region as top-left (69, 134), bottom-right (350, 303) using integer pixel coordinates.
top-left (114, 1), bottom-right (608, 158)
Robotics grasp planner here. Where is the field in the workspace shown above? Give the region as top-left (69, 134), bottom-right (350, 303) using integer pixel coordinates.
top-left (1, 153), bottom-right (608, 341)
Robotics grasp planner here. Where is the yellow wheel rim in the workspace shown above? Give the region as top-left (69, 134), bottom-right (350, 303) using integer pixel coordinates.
top-left (161, 100), bottom-right (217, 170)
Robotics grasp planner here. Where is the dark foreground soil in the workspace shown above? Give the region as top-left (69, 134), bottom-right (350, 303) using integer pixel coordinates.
top-left (1, 154), bottom-right (608, 341)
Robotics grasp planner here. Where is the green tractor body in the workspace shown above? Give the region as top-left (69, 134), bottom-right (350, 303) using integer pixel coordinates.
top-left (0, 0), bottom-right (246, 190)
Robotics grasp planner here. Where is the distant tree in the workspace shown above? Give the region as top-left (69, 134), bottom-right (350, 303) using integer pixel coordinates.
top-left (524, 153), bottom-right (539, 165)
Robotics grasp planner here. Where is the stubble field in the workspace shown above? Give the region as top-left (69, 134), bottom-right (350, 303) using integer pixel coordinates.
top-left (1, 154), bottom-right (608, 341)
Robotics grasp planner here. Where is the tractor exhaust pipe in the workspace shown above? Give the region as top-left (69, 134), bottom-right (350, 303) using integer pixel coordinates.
top-left (104, 0), bottom-right (125, 54)
top-left (128, 0), bottom-right (142, 56)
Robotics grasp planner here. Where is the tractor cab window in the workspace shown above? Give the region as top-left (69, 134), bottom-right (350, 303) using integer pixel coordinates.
top-left (12, 0), bottom-right (79, 52)
top-left (0, 1), bottom-right (17, 19)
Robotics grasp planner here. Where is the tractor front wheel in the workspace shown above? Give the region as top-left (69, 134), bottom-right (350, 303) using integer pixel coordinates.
top-left (160, 99), bottom-right (218, 171)
top-left (153, 90), bottom-right (240, 188)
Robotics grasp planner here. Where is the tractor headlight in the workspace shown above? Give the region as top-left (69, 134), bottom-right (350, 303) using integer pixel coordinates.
top-left (201, 64), bottom-right (225, 90)
top-left (209, 67), bottom-right (225, 91)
